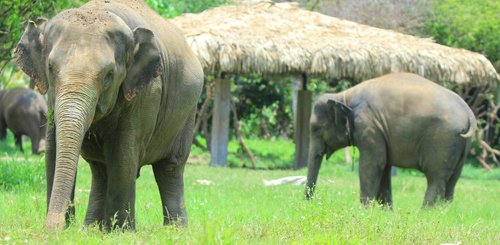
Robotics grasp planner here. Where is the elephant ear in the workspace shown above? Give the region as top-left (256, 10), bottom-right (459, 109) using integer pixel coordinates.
top-left (122, 27), bottom-right (163, 101)
top-left (15, 18), bottom-right (48, 94)
top-left (327, 99), bottom-right (353, 126)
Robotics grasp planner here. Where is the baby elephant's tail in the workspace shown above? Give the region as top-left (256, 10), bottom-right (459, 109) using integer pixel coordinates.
top-left (460, 113), bottom-right (477, 138)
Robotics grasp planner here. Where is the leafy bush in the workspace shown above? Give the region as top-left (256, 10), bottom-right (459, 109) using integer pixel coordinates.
top-left (0, 0), bottom-right (85, 84)
top-left (145, 0), bottom-right (230, 18)
top-left (425, 0), bottom-right (499, 69)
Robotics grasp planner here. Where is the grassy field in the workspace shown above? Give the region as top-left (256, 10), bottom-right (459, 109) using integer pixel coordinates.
top-left (1, 133), bottom-right (500, 244)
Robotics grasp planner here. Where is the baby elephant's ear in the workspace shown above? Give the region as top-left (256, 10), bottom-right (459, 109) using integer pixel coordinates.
top-left (327, 99), bottom-right (353, 125)
top-left (122, 27), bottom-right (163, 101)
top-left (15, 18), bottom-right (48, 94)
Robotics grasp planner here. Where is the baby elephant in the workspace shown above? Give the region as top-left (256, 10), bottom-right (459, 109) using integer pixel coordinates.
top-left (0, 87), bottom-right (47, 154)
top-left (305, 72), bottom-right (476, 207)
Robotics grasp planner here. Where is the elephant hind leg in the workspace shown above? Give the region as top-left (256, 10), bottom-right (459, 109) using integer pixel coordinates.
top-left (421, 138), bottom-right (463, 207)
top-left (84, 161), bottom-right (107, 228)
top-left (423, 176), bottom-right (447, 207)
top-left (376, 163), bottom-right (393, 208)
top-left (29, 131), bottom-right (41, 155)
top-left (444, 170), bottom-right (461, 202)
top-left (445, 143), bottom-right (467, 202)
top-left (0, 117), bottom-right (6, 140)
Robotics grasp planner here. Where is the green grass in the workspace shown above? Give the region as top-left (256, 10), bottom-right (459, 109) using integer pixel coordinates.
top-left (1, 138), bottom-right (500, 243)
top-left (194, 137), bottom-right (355, 169)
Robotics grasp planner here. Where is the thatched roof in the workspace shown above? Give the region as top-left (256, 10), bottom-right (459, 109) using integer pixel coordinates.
top-left (171, 1), bottom-right (499, 86)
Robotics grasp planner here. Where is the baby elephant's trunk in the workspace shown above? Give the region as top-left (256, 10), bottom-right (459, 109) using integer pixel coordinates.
top-left (37, 138), bottom-right (46, 153)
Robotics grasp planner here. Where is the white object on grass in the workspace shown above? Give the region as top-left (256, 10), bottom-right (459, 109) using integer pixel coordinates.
top-left (195, 179), bottom-right (213, 185)
top-left (263, 176), bottom-right (306, 186)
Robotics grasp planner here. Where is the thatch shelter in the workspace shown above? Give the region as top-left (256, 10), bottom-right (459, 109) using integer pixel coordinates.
top-left (171, 1), bottom-right (499, 168)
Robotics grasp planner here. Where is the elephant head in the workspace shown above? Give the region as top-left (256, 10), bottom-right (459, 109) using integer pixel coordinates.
top-left (305, 96), bottom-right (353, 199)
top-left (16, 9), bottom-right (163, 229)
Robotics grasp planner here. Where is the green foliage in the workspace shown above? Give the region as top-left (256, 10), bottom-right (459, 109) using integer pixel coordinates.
top-left (46, 108), bottom-right (54, 129)
top-left (228, 75), bottom-right (353, 140)
top-left (425, 0), bottom-right (500, 68)
top-left (0, 0), bottom-right (85, 87)
top-left (145, 0), bottom-right (230, 18)
top-left (228, 138), bottom-right (294, 169)
top-left (0, 0), bottom-right (85, 61)
top-left (0, 0), bottom-right (229, 87)
top-left (232, 75), bottom-right (293, 138)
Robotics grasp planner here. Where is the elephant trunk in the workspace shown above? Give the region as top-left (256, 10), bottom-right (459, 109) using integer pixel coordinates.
top-left (46, 84), bottom-right (98, 230)
top-left (305, 137), bottom-right (325, 200)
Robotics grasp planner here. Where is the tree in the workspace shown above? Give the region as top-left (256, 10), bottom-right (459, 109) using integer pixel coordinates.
top-left (425, 0), bottom-right (499, 70)
top-left (0, 0), bottom-right (84, 87)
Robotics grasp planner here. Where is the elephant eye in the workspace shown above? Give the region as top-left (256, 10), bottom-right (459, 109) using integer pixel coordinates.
top-left (48, 64), bottom-right (56, 82)
top-left (103, 71), bottom-right (113, 86)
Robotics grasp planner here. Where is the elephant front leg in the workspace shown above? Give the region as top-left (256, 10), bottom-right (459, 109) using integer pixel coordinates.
top-left (84, 161), bottom-right (107, 227)
top-left (104, 164), bottom-right (137, 230)
top-left (153, 161), bottom-right (187, 226)
top-left (14, 134), bottom-right (23, 152)
top-left (358, 144), bottom-right (387, 207)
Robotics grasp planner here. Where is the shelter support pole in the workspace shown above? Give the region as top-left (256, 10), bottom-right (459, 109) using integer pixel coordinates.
top-left (497, 85), bottom-right (500, 104)
top-left (292, 75), bottom-right (303, 118)
top-left (210, 77), bottom-right (231, 167)
top-left (391, 166), bottom-right (397, 176)
top-left (294, 74), bottom-right (312, 169)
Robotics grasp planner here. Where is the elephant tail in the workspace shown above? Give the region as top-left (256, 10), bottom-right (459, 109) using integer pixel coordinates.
top-left (460, 113), bottom-right (476, 138)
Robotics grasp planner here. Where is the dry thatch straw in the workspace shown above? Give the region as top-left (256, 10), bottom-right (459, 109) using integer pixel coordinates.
top-left (171, 1), bottom-right (498, 86)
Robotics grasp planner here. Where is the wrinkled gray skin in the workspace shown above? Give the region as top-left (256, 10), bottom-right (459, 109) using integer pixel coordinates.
top-left (16, 0), bottom-right (203, 231)
top-left (0, 88), bottom-right (47, 154)
top-left (305, 73), bottom-right (476, 207)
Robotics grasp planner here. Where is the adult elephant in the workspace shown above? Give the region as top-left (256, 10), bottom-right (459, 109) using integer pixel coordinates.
top-left (0, 87), bottom-right (47, 154)
top-left (305, 73), bottom-right (475, 207)
top-left (16, 0), bottom-right (203, 230)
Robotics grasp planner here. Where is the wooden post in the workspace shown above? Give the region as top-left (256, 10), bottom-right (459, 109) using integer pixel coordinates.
top-left (391, 166), bottom-right (397, 176)
top-left (497, 85), bottom-right (500, 104)
top-left (210, 78), bottom-right (231, 167)
top-left (294, 74), bottom-right (312, 169)
top-left (291, 75), bottom-right (303, 119)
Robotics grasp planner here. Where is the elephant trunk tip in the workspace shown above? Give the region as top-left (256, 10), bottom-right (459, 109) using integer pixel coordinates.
top-left (46, 212), bottom-right (66, 231)
top-left (38, 139), bottom-right (46, 153)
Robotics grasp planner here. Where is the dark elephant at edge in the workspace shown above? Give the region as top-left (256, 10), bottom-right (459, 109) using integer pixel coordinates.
top-left (16, 0), bottom-right (203, 231)
top-left (0, 87), bottom-right (47, 154)
top-left (305, 72), bottom-right (476, 207)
